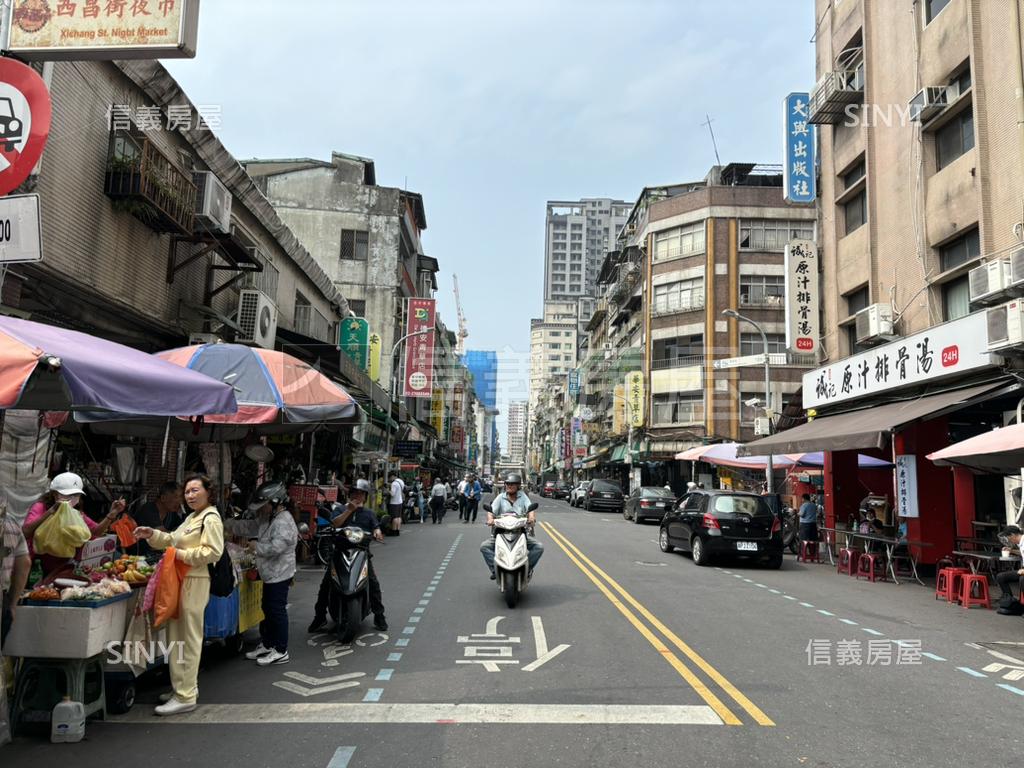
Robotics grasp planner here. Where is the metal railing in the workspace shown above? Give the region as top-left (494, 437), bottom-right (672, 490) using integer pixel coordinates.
top-left (294, 305), bottom-right (331, 343)
top-left (650, 355), bottom-right (704, 371)
top-left (651, 296), bottom-right (705, 316)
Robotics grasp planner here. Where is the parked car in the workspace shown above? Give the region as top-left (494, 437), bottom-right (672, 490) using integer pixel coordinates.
top-left (623, 486), bottom-right (676, 523)
top-left (583, 479), bottom-right (624, 512)
top-left (569, 481), bottom-right (591, 507)
top-left (659, 489), bottom-right (783, 569)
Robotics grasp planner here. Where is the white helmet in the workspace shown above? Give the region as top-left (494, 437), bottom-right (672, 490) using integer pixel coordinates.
top-left (686, 481), bottom-right (697, 490)
top-left (50, 472), bottom-right (85, 497)
top-left (354, 478), bottom-right (372, 493)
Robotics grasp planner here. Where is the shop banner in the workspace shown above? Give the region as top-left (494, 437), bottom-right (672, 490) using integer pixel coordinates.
top-left (403, 298), bottom-right (436, 398)
top-left (340, 317), bottom-right (369, 369)
top-left (394, 441), bottom-right (423, 459)
top-left (442, 406), bottom-right (451, 442)
top-left (784, 92), bottom-right (816, 204)
top-left (568, 369), bottom-right (580, 396)
top-left (430, 388), bottom-right (444, 434)
top-left (367, 332), bottom-right (382, 381)
top-left (784, 239), bottom-right (819, 355)
top-left (895, 455), bottom-right (919, 518)
top-left (626, 371), bottom-right (644, 428)
top-left (612, 384), bottom-right (626, 435)
top-left (7, 0), bottom-right (200, 61)
top-left (803, 311), bottom-right (997, 409)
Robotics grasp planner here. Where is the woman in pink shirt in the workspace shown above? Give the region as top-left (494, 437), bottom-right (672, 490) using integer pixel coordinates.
top-left (22, 472), bottom-right (125, 576)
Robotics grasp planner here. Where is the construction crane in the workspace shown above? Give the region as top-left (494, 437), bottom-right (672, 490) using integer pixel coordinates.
top-left (452, 273), bottom-right (468, 355)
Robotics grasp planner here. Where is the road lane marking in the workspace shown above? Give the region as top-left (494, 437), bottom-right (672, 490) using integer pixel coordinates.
top-left (799, 602), bottom-right (814, 608)
top-left (273, 680), bottom-right (363, 697)
top-left (413, 607), bottom-right (425, 614)
top-left (768, 589), bottom-right (781, 594)
top-left (922, 652), bottom-right (946, 661)
top-left (997, 683), bottom-right (1024, 696)
top-left (118, 702), bottom-right (724, 725)
top-left (543, 521), bottom-right (774, 727)
top-left (395, 639), bottom-right (409, 647)
top-left (783, 595), bottom-right (797, 601)
top-left (523, 615), bottom-right (570, 672)
top-left (387, 653), bottom-right (402, 662)
top-left (327, 747), bottom-right (356, 768)
top-left (862, 628), bottom-right (884, 636)
top-left (362, 688), bottom-right (384, 702)
top-left (839, 619), bottom-right (858, 626)
top-left (817, 610), bottom-right (835, 617)
top-left (957, 667), bottom-right (987, 678)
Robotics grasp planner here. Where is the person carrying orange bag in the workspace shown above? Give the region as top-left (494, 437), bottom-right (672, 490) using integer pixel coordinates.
top-left (134, 474), bottom-right (224, 717)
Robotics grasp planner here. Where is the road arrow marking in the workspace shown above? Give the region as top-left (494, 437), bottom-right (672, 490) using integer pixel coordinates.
top-left (273, 679), bottom-right (364, 698)
top-left (284, 671), bottom-right (366, 686)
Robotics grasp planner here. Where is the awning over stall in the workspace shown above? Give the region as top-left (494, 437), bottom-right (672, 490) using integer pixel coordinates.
top-left (739, 381), bottom-right (1005, 456)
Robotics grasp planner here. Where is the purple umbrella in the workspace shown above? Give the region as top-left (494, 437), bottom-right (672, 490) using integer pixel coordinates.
top-left (0, 316), bottom-right (237, 416)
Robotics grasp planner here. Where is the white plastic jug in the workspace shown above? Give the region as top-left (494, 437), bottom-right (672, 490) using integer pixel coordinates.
top-left (50, 697), bottom-right (85, 743)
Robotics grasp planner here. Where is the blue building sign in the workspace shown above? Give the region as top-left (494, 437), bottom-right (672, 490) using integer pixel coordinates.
top-left (784, 92), bottom-right (816, 204)
top-left (567, 369), bottom-right (580, 397)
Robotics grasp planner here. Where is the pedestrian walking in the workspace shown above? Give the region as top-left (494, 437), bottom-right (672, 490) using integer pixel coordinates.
top-left (457, 474), bottom-right (469, 521)
top-left (430, 477), bottom-right (447, 524)
top-left (244, 482), bottom-right (298, 666)
top-left (464, 474), bottom-right (482, 523)
top-left (134, 474), bottom-right (225, 716)
top-left (388, 472), bottom-right (404, 536)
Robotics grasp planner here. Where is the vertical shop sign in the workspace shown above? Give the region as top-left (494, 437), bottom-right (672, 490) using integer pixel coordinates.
top-left (340, 317), bottom-right (369, 369)
top-left (367, 332), bottom-right (382, 382)
top-left (612, 384), bottom-right (626, 435)
top-left (403, 298), bottom-right (435, 398)
top-left (784, 92), bottom-right (816, 204)
top-left (625, 371), bottom-right (644, 428)
top-left (430, 388), bottom-right (444, 434)
top-left (784, 240), bottom-right (819, 355)
top-left (567, 369), bottom-right (580, 396)
top-left (895, 455), bottom-right (919, 518)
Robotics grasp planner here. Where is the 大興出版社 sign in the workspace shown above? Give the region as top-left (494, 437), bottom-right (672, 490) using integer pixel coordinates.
top-left (783, 92), bottom-right (816, 204)
top-left (5, 0), bottom-right (200, 60)
top-left (803, 311), bottom-right (997, 409)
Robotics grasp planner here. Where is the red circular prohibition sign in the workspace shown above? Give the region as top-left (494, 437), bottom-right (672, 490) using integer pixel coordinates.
top-left (0, 56), bottom-right (51, 196)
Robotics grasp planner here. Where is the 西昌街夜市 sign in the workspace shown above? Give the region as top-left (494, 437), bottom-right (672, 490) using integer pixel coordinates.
top-left (802, 311), bottom-right (998, 410)
top-left (5, 0), bottom-right (200, 60)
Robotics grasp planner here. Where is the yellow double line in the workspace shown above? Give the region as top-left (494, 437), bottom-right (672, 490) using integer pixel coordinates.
top-left (539, 521), bottom-right (774, 727)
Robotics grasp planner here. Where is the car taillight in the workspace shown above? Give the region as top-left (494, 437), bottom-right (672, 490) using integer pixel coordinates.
top-left (771, 516), bottom-right (781, 535)
top-left (702, 512), bottom-right (720, 530)
top-left (640, 500), bottom-right (653, 508)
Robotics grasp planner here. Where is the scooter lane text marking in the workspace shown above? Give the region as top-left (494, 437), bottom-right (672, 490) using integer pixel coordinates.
top-left (543, 521), bottom-right (775, 727)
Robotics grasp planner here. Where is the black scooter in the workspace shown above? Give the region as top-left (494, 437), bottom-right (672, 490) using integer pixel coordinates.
top-left (325, 525), bottom-right (372, 643)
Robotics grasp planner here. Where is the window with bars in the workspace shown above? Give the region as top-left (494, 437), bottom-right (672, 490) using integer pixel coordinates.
top-left (340, 229), bottom-right (369, 260)
top-left (653, 221), bottom-right (706, 262)
top-left (739, 275), bottom-right (784, 307)
top-left (739, 219), bottom-right (815, 250)
top-left (936, 108), bottom-right (974, 170)
top-left (652, 394), bottom-right (704, 426)
top-left (241, 249), bottom-right (279, 302)
top-left (740, 333), bottom-right (786, 356)
top-left (348, 299), bottom-right (366, 317)
top-left (652, 278), bottom-right (704, 314)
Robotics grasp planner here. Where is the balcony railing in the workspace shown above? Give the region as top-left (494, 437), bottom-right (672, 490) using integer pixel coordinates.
top-left (651, 355), bottom-right (704, 371)
top-left (294, 304), bottom-right (331, 343)
top-left (809, 65), bottom-right (864, 125)
top-left (652, 401), bottom-right (705, 427)
top-left (739, 293), bottom-right (784, 309)
top-left (651, 296), bottom-right (705, 317)
top-left (104, 129), bottom-right (195, 235)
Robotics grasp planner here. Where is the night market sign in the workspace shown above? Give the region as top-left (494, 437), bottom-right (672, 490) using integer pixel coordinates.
top-left (802, 311), bottom-right (998, 409)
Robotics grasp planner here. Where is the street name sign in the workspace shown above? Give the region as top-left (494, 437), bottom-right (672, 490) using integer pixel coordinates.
top-left (0, 193), bottom-right (40, 263)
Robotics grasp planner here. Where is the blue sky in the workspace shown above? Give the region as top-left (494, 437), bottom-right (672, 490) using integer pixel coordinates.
top-left (167, 0), bottom-right (815, 439)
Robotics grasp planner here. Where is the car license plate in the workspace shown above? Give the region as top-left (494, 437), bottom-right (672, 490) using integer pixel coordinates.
top-left (736, 542), bottom-right (758, 552)
top-left (602, 493), bottom-right (613, 498)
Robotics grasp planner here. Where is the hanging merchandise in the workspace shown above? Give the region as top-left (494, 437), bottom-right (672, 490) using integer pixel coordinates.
top-left (33, 501), bottom-right (90, 558)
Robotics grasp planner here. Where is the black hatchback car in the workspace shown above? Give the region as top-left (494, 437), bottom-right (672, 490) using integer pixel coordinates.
top-left (659, 489), bottom-right (783, 568)
top-left (583, 479), bottom-right (624, 512)
top-left (623, 486), bottom-right (676, 524)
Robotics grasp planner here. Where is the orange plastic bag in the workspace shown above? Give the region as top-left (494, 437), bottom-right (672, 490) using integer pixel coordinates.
top-left (153, 547), bottom-right (190, 628)
top-left (110, 515), bottom-right (138, 549)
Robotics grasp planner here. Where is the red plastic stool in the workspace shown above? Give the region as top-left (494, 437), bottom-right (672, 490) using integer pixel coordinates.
top-left (959, 574), bottom-right (991, 609)
top-left (837, 548), bottom-right (862, 576)
top-left (856, 553), bottom-right (886, 582)
top-left (798, 540), bottom-right (822, 563)
top-left (935, 567), bottom-right (968, 601)
top-left (947, 568), bottom-right (970, 603)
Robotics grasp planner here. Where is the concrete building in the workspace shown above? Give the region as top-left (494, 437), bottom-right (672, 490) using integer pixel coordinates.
top-left (507, 401), bottom-right (528, 464)
top-left (545, 198), bottom-right (631, 301)
top-left (244, 153), bottom-right (437, 390)
top-left (528, 300), bottom-right (579, 420)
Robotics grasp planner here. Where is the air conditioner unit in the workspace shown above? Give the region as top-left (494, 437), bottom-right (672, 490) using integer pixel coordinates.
top-left (1009, 248), bottom-right (1024, 287)
top-left (855, 303), bottom-right (894, 345)
top-left (188, 332), bottom-right (222, 346)
top-left (193, 171), bottom-right (233, 233)
top-left (908, 86), bottom-right (948, 122)
top-left (237, 289), bottom-right (278, 349)
top-left (986, 300), bottom-right (1024, 350)
top-left (968, 259), bottom-right (1012, 305)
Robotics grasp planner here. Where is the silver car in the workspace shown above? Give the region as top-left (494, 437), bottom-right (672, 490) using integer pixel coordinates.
top-left (570, 481), bottom-right (591, 507)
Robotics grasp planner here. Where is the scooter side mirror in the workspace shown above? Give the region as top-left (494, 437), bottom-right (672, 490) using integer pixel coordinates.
top-left (528, 502), bottom-right (539, 512)
top-left (482, 503), bottom-right (492, 513)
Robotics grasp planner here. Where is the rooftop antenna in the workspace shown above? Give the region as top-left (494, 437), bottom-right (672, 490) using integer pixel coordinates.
top-left (701, 114), bottom-right (722, 167)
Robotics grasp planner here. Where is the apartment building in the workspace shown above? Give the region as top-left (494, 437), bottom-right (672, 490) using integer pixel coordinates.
top-left (507, 401), bottom-right (528, 464)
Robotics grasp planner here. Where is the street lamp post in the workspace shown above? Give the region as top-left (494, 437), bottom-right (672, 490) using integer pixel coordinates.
top-left (383, 327), bottom-right (434, 483)
top-left (722, 309), bottom-right (774, 494)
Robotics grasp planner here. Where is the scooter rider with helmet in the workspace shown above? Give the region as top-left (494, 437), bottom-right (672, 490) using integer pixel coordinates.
top-left (480, 473), bottom-right (543, 580)
top-left (308, 478), bottom-right (388, 632)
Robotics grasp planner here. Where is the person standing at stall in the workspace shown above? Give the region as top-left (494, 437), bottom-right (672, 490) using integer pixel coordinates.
top-left (244, 482), bottom-right (297, 666)
top-left (22, 473), bottom-right (126, 576)
top-left (1, 500), bottom-right (30, 650)
top-left (134, 474), bottom-right (224, 716)
top-left (132, 482), bottom-right (184, 555)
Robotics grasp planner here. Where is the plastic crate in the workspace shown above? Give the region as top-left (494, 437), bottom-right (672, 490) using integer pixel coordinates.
top-left (203, 587), bottom-right (240, 639)
top-left (320, 485), bottom-right (338, 502)
top-left (288, 485), bottom-right (319, 505)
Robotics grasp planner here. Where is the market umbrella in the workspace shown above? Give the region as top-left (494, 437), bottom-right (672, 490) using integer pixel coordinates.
top-left (0, 315), bottom-right (237, 416)
top-left (673, 442), bottom-right (799, 470)
top-left (926, 424), bottom-right (1024, 473)
top-left (785, 452), bottom-right (895, 469)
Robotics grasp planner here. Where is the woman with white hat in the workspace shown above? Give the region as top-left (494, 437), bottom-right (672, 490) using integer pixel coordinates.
top-left (21, 471), bottom-right (126, 576)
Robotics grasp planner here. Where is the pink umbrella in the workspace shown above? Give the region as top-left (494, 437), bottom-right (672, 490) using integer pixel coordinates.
top-left (674, 443), bottom-right (798, 470)
top-left (927, 424), bottom-right (1024, 474)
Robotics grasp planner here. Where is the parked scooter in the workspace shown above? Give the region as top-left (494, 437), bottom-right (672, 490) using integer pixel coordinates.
top-left (324, 525), bottom-right (372, 642)
top-left (314, 501), bottom-right (343, 565)
top-left (482, 501), bottom-right (540, 608)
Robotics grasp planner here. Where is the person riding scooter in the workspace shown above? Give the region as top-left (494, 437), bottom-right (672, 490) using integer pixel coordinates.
top-left (480, 473), bottom-right (543, 579)
top-left (308, 478), bottom-right (388, 633)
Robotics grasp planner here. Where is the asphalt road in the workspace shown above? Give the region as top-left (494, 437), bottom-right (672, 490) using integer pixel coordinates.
top-left (4, 496), bottom-right (1022, 767)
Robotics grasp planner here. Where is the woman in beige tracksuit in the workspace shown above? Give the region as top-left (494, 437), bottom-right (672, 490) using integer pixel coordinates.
top-left (135, 473), bottom-right (224, 716)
